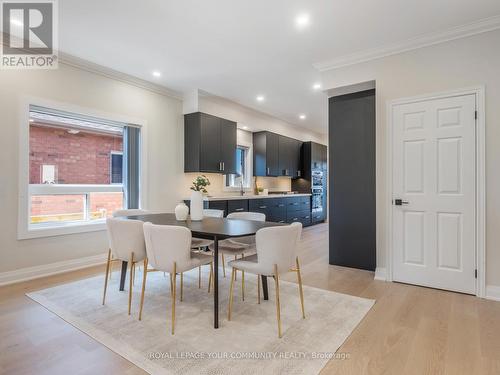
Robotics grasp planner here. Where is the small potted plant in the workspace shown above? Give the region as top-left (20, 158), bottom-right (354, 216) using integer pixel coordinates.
top-left (190, 175), bottom-right (210, 220)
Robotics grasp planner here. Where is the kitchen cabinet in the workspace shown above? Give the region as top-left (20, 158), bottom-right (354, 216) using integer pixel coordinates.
top-left (227, 199), bottom-right (248, 214)
top-left (253, 131), bottom-right (302, 177)
top-left (184, 112), bottom-right (237, 174)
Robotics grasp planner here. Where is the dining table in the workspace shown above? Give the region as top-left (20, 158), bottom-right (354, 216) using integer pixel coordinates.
top-left (119, 212), bottom-right (284, 328)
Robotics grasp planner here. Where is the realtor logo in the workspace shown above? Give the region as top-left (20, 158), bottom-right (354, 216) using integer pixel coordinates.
top-left (1, 0), bottom-right (58, 69)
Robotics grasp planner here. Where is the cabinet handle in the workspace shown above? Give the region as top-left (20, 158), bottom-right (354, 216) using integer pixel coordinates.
top-left (259, 206), bottom-right (267, 209)
top-left (292, 203), bottom-right (298, 206)
top-left (297, 170), bottom-right (301, 177)
top-left (235, 208), bottom-right (244, 211)
top-left (293, 218), bottom-right (298, 221)
top-left (219, 162), bottom-right (222, 171)
top-left (279, 220), bottom-right (285, 223)
top-left (267, 167), bottom-right (270, 175)
top-left (222, 162), bottom-right (225, 171)
top-left (286, 169), bottom-right (289, 176)
top-left (278, 204), bottom-right (284, 207)
top-left (305, 216), bottom-right (310, 219)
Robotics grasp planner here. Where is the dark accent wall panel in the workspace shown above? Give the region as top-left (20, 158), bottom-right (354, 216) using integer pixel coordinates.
top-left (329, 89), bottom-right (376, 271)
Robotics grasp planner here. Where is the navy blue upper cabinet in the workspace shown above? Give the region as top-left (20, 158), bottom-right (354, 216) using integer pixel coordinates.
top-left (253, 131), bottom-right (302, 177)
top-left (184, 112), bottom-right (237, 174)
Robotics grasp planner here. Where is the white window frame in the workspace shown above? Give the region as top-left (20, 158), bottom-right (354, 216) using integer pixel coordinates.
top-left (18, 96), bottom-right (148, 240)
top-left (223, 139), bottom-right (253, 191)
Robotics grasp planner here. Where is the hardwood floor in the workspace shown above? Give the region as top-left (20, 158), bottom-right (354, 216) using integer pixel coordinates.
top-left (1, 223), bottom-right (499, 374)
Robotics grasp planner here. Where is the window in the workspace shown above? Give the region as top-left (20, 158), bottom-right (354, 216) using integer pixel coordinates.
top-left (110, 152), bottom-right (123, 184)
top-left (225, 146), bottom-right (251, 189)
top-left (20, 104), bottom-right (142, 238)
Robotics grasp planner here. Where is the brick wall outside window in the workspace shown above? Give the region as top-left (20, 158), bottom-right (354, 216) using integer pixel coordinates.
top-left (29, 124), bottom-right (124, 223)
top-left (29, 123), bottom-right (123, 184)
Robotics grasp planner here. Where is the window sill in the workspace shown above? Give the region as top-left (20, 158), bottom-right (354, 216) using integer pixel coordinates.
top-left (18, 220), bottom-right (107, 240)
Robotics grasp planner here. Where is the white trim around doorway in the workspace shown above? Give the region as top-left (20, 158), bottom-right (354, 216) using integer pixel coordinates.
top-left (385, 86), bottom-right (486, 298)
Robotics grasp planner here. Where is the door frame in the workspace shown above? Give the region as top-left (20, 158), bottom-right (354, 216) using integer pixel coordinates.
top-left (386, 86), bottom-right (486, 297)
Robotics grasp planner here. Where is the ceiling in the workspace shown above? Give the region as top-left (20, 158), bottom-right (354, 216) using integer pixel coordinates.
top-left (59, 0), bottom-right (500, 134)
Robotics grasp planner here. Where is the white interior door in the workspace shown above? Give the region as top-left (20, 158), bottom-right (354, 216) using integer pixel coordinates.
top-left (392, 94), bottom-right (476, 294)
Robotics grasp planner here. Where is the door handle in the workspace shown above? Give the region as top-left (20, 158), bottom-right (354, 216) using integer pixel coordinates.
top-left (394, 199), bottom-right (409, 206)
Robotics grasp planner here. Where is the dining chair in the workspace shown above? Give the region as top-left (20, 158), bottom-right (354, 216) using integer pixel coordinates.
top-left (227, 222), bottom-right (304, 338)
top-left (191, 209), bottom-right (224, 289)
top-left (140, 222), bottom-right (214, 334)
top-left (103, 218), bottom-right (147, 315)
top-left (110, 209), bottom-right (150, 281)
top-left (209, 212), bottom-right (265, 300)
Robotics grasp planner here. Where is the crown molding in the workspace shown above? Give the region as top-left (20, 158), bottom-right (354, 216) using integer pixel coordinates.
top-left (59, 53), bottom-right (183, 100)
top-left (314, 15), bottom-right (500, 72)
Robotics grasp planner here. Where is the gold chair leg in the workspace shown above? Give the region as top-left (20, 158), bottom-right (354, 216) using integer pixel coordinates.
top-left (222, 253), bottom-right (226, 277)
top-left (257, 274), bottom-right (261, 304)
top-left (274, 264), bottom-right (282, 338)
top-left (241, 269), bottom-right (245, 301)
top-left (234, 255), bottom-right (237, 281)
top-left (102, 249), bottom-right (111, 305)
top-left (138, 258), bottom-right (148, 321)
top-left (132, 262), bottom-right (136, 286)
top-left (109, 252), bottom-right (113, 281)
top-left (198, 266), bottom-right (201, 288)
top-left (171, 262), bottom-right (177, 335)
top-left (208, 262), bottom-right (213, 293)
top-left (296, 257), bottom-right (305, 319)
top-left (180, 272), bottom-right (184, 302)
top-left (228, 267), bottom-right (236, 321)
top-left (128, 252), bottom-right (134, 315)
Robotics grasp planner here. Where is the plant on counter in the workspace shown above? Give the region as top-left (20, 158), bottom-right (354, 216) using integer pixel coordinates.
top-left (190, 175), bottom-right (211, 194)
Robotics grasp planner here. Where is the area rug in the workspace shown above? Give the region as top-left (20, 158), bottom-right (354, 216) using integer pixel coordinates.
top-left (27, 267), bottom-right (374, 375)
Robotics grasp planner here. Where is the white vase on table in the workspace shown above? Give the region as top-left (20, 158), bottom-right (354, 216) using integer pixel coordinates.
top-left (190, 191), bottom-right (204, 221)
top-left (174, 202), bottom-right (189, 221)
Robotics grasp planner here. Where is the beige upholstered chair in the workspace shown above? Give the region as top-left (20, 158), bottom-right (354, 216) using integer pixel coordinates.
top-left (227, 222), bottom-right (304, 338)
top-left (103, 218), bottom-right (147, 315)
top-left (140, 223), bottom-right (214, 334)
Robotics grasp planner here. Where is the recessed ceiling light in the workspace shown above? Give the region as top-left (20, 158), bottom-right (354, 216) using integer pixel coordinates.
top-left (256, 95), bottom-right (265, 102)
top-left (242, 126), bottom-right (249, 130)
top-left (152, 71), bottom-right (161, 77)
top-left (295, 14), bottom-right (310, 29)
top-left (313, 83), bottom-right (322, 90)
top-left (299, 114), bottom-right (306, 120)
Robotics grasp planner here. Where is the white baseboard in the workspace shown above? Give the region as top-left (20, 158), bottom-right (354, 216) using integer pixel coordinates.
top-left (374, 267), bottom-right (387, 281)
top-left (485, 285), bottom-right (500, 302)
top-left (0, 253), bottom-right (107, 287)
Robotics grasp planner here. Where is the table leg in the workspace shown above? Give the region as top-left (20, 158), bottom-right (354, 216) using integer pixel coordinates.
top-left (261, 275), bottom-right (269, 300)
top-left (213, 236), bottom-right (219, 328)
top-left (119, 261), bottom-right (128, 291)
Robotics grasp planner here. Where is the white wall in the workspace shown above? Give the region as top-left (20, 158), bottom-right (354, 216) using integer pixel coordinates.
top-left (0, 63), bottom-right (184, 274)
top-left (320, 29), bottom-right (500, 287)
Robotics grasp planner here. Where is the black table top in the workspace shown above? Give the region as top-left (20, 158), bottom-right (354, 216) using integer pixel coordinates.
top-left (121, 213), bottom-right (284, 239)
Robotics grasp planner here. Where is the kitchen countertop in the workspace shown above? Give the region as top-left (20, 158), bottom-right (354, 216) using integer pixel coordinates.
top-left (185, 193), bottom-right (311, 201)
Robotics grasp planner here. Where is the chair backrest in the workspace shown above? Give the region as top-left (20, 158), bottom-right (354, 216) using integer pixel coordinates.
top-left (203, 209), bottom-right (224, 218)
top-left (113, 209), bottom-right (150, 217)
top-left (143, 222), bottom-right (193, 273)
top-left (255, 222), bottom-right (302, 275)
top-left (106, 218), bottom-right (147, 261)
top-left (227, 211), bottom-right (266, 221)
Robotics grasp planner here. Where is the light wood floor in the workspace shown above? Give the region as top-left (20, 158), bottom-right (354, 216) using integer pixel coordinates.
top-left (1, 223), bottom-right (499, 375)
